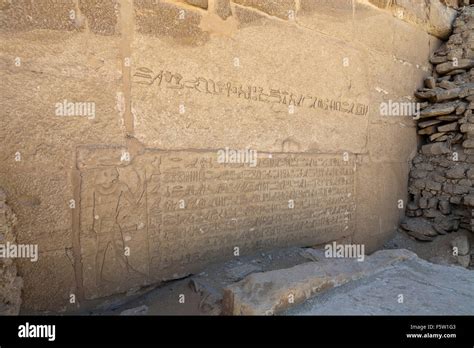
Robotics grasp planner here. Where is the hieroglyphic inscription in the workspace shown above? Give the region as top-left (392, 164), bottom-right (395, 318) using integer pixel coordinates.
top-left (133, 67), bottom-right (370, 116)
top-left (78, 147), bottom-right (356, 298)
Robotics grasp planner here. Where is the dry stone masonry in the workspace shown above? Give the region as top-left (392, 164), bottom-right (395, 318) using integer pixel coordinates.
top-left (402, 6), bottom-right (474, 267)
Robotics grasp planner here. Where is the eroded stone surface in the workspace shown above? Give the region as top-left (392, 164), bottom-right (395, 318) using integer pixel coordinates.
top-left (134, 0), bottom-right (210, 45)
top-left (78, 0), bottom-right (120, 36)
top-left (0, 0), bottom-right (81, 32)
top-left (78, 148), bottom-right (356, 298)
top-left (232, 0), bottom-right (296, 20)
top-left (0, 188), bottom-right (23, 315)
top-left (285, 252), bottom-right (474, 315)
top-left (222, 249), bottom-right (415, 315)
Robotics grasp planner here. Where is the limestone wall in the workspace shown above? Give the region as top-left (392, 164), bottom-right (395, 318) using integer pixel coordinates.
top-left (0, 0), bottom-right (459, 311)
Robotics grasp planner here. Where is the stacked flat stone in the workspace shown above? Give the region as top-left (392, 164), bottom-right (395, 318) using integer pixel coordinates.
top-left (402, 6), bottom-right (474, 250)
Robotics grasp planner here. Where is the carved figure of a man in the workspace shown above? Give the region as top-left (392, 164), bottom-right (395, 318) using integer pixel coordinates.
top-left (92, 167), bottom-right (142, 287)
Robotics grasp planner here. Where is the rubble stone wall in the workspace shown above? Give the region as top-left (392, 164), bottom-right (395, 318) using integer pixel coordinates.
top-left (402, 6), bottom-right (473, 267)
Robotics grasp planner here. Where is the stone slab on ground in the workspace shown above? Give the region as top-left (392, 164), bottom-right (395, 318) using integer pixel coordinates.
top-left (222, 249), bottom-right (416, 315)
top-left (225, 263), bottom-right (263, 282)
top-left (120, 305), bottom-right (149, 316)
top-left (284, 253), bottom-right (474, 315)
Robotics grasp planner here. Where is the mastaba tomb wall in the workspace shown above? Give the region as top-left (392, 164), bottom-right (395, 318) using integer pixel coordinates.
top-left (0, 0), bottom-right (460, 311)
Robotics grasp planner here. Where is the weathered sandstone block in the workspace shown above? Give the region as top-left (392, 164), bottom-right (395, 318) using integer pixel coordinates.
top-left (0, 189), bottom-right (23, 315)
top-left (222, 249), bottom-right (416, 315)
top-left (232, 0), bottom-right (296, 20)
top-left (134, 0), bottom-right (209, 45)
top-left (0, 0), bottom-right (81, 32)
